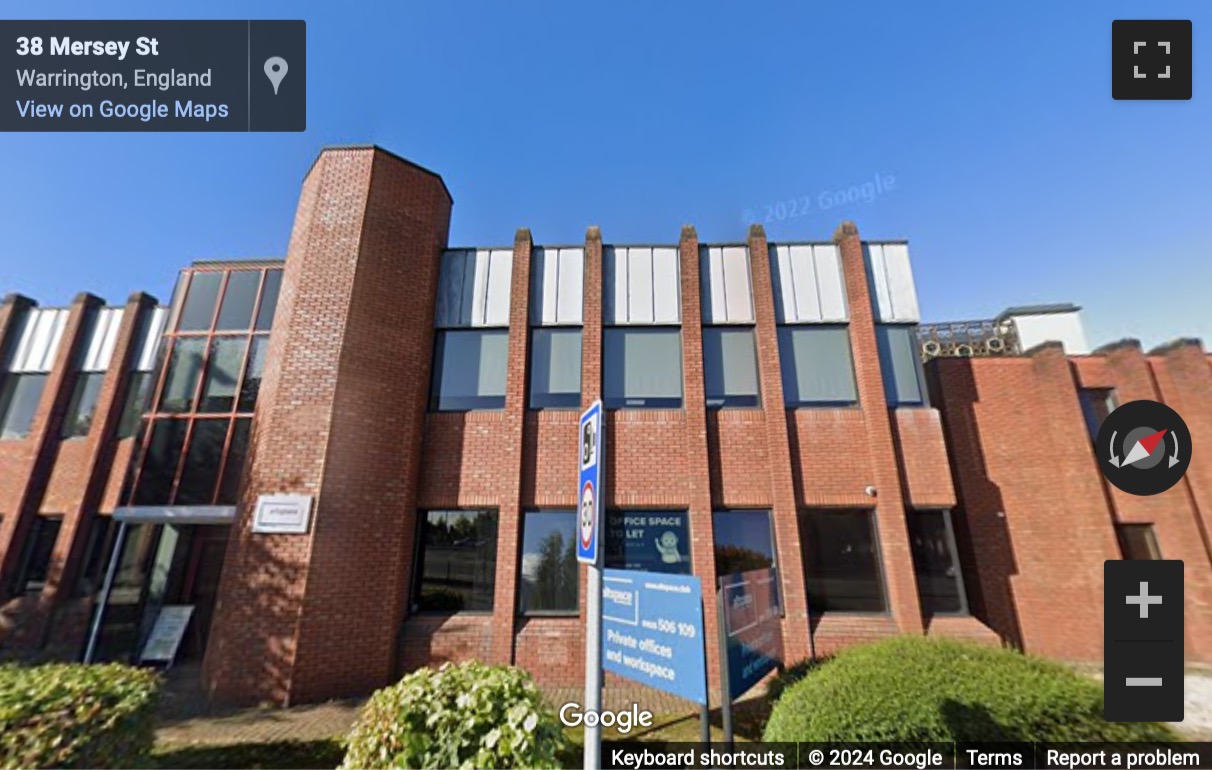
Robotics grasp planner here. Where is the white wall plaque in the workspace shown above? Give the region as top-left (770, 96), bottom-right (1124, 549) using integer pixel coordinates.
top-left (252, 494), bottom-right (314, 534)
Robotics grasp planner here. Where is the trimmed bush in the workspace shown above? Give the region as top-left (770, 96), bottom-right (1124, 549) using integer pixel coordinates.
top-left (765, 656), bottom-right (831, 703)
top-left (342, 661), bottom-right (570, 770)
top-left (0, 662), bottom-right (160, 769)
top-left (763, 636), bottom-right (1179, 743)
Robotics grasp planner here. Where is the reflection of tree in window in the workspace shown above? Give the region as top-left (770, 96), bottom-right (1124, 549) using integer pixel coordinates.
top-left (529, 530), bottom-right (577, 612)
top-left (715, 545), bottom-right (772, 577)
top-left (416, 510), bottom-right (497, 613)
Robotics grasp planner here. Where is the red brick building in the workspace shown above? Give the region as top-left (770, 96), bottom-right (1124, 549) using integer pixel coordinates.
top-left (1, 145), bottom-right (1208, 706)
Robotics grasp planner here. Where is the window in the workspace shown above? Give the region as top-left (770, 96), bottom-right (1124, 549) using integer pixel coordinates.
top-left (529, 328), bottom-right (582, 409)
top-left (877, 325), bottom-right (926, 406)
top-left (518, 511), bottom-right (578, 614)
top-left (908, 510), bottom-right (968, 615)
top-left (215, 271), bottom-right (261, 331)
top-left (0, 373), bottom-right (48, 439)
top-left (605, 511), bottom-right (691, 574)
top-left (16, 516), bottom-right (63, 595)
top-left (713, 510), bottom-right (776, 576)
top-left (77, 516), bottom-right (116, 596)
top-left (703, 328), bottom-right (759, 408)
top-left (158, 338), bottom-right (207, 413)
top-left (603, 328), bottom-right (683, 409)
top-left (255, 270), bottom-right (283, 331)
top-left (413, 509), bottom-right (498, 612)
top-left (176, 272), bottom-right (223, 332)
top-left (175, 420), bottom-right (228, 504)
top-left (116, 372), bottom-right (153, 439)
top-left (62, 372), bottom-right (106, 438)
top-left (430, 330), bottom-right (508, 411)
top-left (238, 337), bottom-right (268, 412)
top-left (133, 419), bottom-right (188, 505)
top-left (1117, 523), bottom-right (1162, 561)
top-left (801, 509), bottom-right (886, 613)
top-left (217, 418), bottom-right (252, 504)
top-left (198, 337), bottom-right (247, 413)
top-left (778, 327), bottom-right (858, 406)
top-left (1079, 388), bottom-right (1117, 440)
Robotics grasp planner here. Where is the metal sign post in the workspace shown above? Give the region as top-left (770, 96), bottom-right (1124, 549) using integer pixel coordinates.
top-left (577, 400), bottom-right (604, 770)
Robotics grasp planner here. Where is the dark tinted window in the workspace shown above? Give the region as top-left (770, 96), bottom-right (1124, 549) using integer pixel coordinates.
top-left (1117, 523), bottom-right (1162, 560)
top-left (518, 511), bottom-right (578, 614)
top-left (176, 420), bottom-right (228, 505)
top-left (0, 373), bottom-right (48, 440)
top-left (802, 509), bottom-right (886, 613)
top-left (198, 337), bottom-right (247, 413)
top-left (528, 328), bottom-right (582, 409)
top-left (877, 325), bottom-right (925, 406)
top-left (116, 372), bottom-right (153, 439)
top-left (713, 510), bottom-right (776, 576)
top-left (908, 510), bottom-right (967, 615)
top-left (603, 328), bottom-right (683, 409)
top-left (159, 338), bottom-right (207, 413)
top-left (62, 372), bottom-right (106, 438)
top-left (778, 326), bottom-right (858, 406)
top-left (177, 272), bottom-right (223, 332)
top-left (77, 516), bottom-right (116, 596)
top-left (429, 330), bottom-right (508, 411)
top-left (605, 511), bottom-right (691, 574)
top-left (414, 510), bottom-right (498, 612)
top-left (215, 271), bottom-right (262, 331)
top-left (255, 270), bottom-right (283, 331)
top-left (1079, 388), bottom-right (1116, 440)
top-left (703, 327), bottom-right (760, 408)
top-left (133, 419), bottom-right (188, 505)
top-left (217, 418), bottom-right (251, 505)
top-left (238, 337), bottom-right (268, 412)
top-left (17, 516), bottom-right (63, 595)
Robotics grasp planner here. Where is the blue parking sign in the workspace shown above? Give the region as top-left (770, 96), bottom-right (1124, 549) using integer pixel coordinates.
top-left (577, 401), bottom-right (603, 564)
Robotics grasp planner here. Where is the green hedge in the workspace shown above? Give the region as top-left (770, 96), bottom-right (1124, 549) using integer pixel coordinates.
top-left (764, 636), bottom-right (1179, 743)
top-left (0, 663), bottom-right (160, 769)
top-left (342, 661), bottom-right (569, 770)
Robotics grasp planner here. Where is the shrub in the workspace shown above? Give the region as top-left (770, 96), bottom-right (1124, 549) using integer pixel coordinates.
top-left (342, 660), bottom-right (570, 770)
top-left (0, 662), bottom-right (160, 769)
top-left (763, 636), bottom-right (1179, 743)
top-left (765, 656), bottom-right (831, 703)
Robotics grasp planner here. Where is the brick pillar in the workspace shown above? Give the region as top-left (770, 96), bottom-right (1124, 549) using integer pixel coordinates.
top-left (676, 226), bottom-right (723, 695)
top-left (31, 294), bottom-right (159, 651)
top-left (203, 146), bottom-right (453, 705)
top-left (491, 228), bottom-right (534, 665)
top-left (0, 294), bottom-right (36, 568)
top-left (745, 225), bottom-right (812, 661)
top-left (833, 223), bottom-right (923, 632)
top-left (0, 293), bottom-right (101, 599)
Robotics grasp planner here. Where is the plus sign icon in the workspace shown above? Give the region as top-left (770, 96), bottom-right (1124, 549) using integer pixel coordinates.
top-left (1113, 20), bottom-right (1192, 100)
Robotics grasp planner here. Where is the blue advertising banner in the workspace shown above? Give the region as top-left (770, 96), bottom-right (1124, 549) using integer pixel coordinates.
top-left (601, 569), bottom-right (707, 705)
top-left (605, 511), bottom-right (691, 574)
top-left (719, 567), bottom-right (784, 699)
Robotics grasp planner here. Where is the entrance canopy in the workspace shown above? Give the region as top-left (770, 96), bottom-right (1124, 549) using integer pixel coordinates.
top-left (112, 505), bottom-right (237, 525)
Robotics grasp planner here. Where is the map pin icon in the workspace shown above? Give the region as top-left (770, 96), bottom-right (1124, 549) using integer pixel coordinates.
top-left (264, 57), bottom-right (288, 95)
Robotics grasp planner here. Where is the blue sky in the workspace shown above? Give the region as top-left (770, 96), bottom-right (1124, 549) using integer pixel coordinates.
top-left (2, 1), bottom-right (1209, 349)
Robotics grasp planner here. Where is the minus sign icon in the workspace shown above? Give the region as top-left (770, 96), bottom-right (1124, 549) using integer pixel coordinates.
top-left (1126, 677), bottom-right (1163, 686)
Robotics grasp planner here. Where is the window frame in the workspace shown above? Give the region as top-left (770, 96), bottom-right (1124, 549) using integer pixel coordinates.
top-left (1079, 388), bottom-right (1118, 441)
top-left (14, 515), bottom-right (64, 596)
top-left (702, 326), bottom-right (761, 409)
top-left (527, 327), bottom-right (583, 411)
top-left (428, 328), bottom-right (510, 413)
top-left (516, 509), bottom-right (580, 617)
top-left (61, 371), bottom-right (107, 439)
top-left (411, 508), bottom-right (499, 614)
top-left (907, 508), bottom-right (970, 616)
top-left (602, 326), bottom-right (685, 410)
top-left (801, 508), bottom-right (890, 616)
top-left (876, 324), bottom-right (928, 407)
top-left (777, 325), bottom-right (860, 408)
top-left (0, 372), bottom-right (49, 440)
top-left (1116, 522), bottom-right (1163, 561)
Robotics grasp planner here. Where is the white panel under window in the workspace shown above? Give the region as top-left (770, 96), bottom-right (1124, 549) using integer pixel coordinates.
top-left (8, 308), bottom-right (70, 373)
top-left (770, 245), bottom-right (848, 324)
top-left (604, 246), bottom-right (680, 325)
top-left (531, 247), bottom-right (585, 326)
top-left (865, 243), bottom-right (921, 323)
top-left (135, 308), bottom-right (169, 373)
top-left (82, 307), bottom-right (125, 373)
top-left (436, 249), bottom-right (512, 328)
top-left (700, 247), bottom-right (754, 324)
